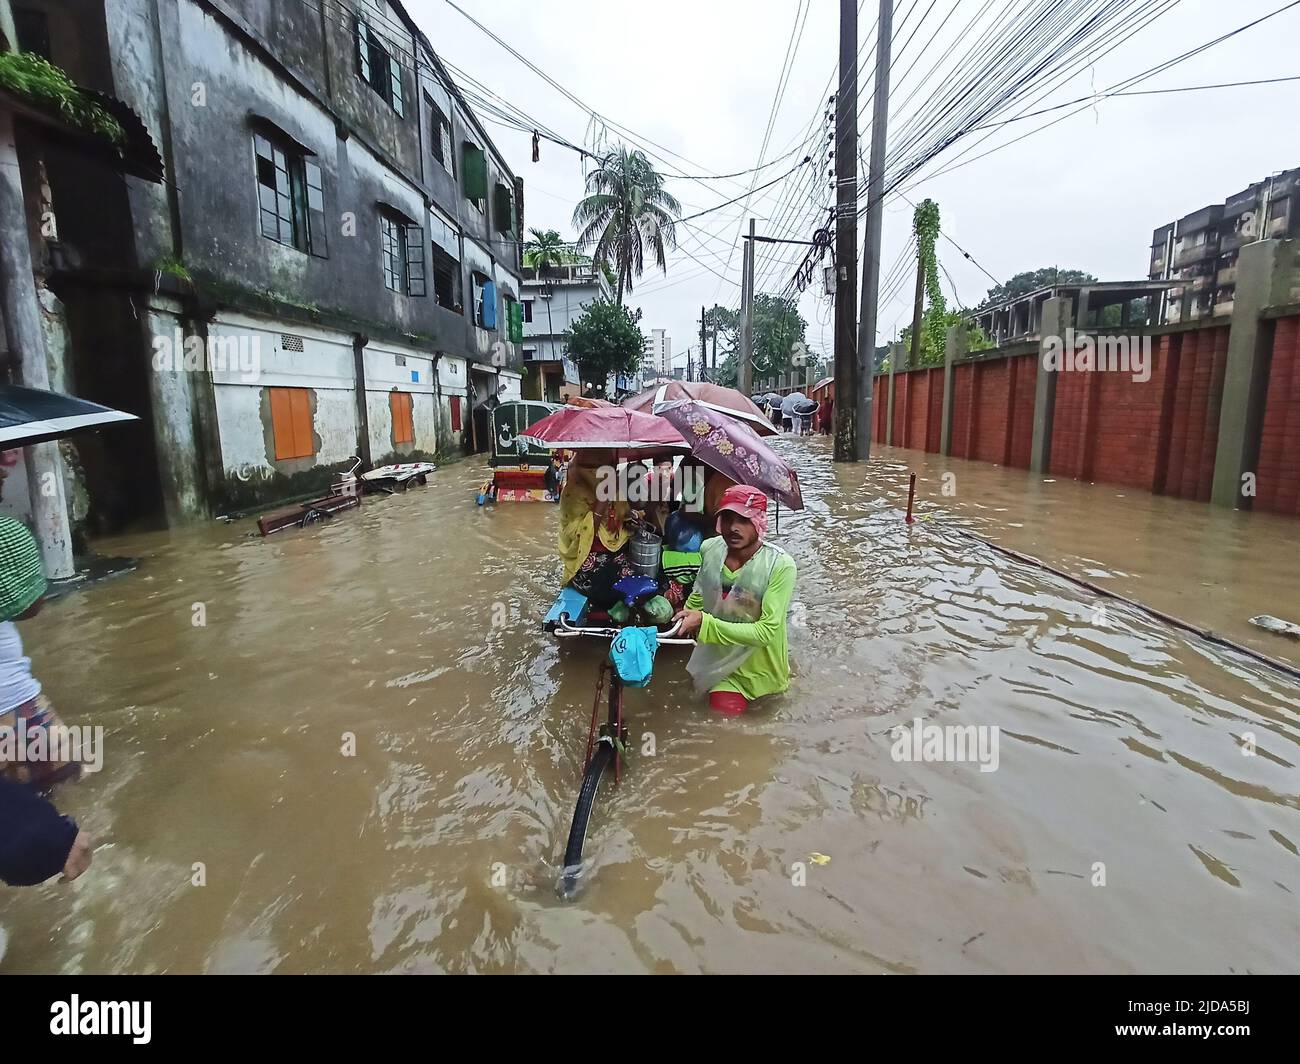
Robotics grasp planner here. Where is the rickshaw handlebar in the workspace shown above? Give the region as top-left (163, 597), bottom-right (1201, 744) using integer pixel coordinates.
top-left (554, 615), bottom-right (696, 645)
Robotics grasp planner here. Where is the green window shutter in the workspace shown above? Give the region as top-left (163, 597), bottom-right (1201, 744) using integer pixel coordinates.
top-left (389, 58), bottom-right (404, 117)
top-left (494, 183), bottom-right (512, 234)
top-left (508, 301), bottom-right (523, 343)
top-left (405, 224), bottom-right (425, 296)
top-left (355, 19), bottom-right (371, 83)
top-left (463, 144), bottom-right (487, 202)
top-left (304, 160), bottom-right (327, 258)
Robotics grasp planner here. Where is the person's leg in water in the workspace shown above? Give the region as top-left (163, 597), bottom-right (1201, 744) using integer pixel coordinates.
top-left (708, 690), bottom-right (748, 716)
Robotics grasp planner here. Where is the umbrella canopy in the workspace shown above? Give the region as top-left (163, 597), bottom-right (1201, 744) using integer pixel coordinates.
top-left (656, 400), bottom-right (804, 510)
top-left (780, 391), bottom-right (814, 416)
top-left (623, 381), bottom-right (778, 437)
top-left (565, 395), bottom-right (615, 409)
top-left (0, 384), bottom-right (138, 447)
top-left (519, 404), bottom-right (689, 458)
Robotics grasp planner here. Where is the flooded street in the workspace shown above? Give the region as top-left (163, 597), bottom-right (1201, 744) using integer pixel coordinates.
top-left (1, 439), bottom-right (1297, 973)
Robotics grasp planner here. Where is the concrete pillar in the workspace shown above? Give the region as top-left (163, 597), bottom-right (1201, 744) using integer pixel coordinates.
top-left (885, 341), bottom-right (902, 446)
top-left (1211, 239), bottom-right (1295, 507)
top-left (0, 108), bottom-right (73, 578)
top-left (940, 322), bottom-right (965, 456)
top-left (352, 334), bottom-right (372, 466)
top-left (1030, 296), bottom-right (1070, 474)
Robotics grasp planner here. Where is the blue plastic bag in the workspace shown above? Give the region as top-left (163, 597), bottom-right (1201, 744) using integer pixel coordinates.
top-left (609, 626), bottom-right (658, 688)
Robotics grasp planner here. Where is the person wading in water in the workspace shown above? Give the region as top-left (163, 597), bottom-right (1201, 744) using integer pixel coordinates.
top-left (671, 486), bottom-right (796, 715)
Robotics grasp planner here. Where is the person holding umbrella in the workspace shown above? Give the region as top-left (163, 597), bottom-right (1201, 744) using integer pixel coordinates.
top-left (671, 486), bottom-right (796, 716)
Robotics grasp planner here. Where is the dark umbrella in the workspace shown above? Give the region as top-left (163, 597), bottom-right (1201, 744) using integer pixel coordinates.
top-left (0, 384), bottom-right (137, 447)
top-left (655, 399), bottom-right (804, 510)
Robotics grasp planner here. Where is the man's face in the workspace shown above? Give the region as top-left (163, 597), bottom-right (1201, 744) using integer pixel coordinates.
top-left (719, 510), bottom-right (759, 552)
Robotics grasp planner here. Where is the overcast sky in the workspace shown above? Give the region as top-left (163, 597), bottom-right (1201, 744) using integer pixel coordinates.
top-left (406, 0), bottom-right (1300, 374)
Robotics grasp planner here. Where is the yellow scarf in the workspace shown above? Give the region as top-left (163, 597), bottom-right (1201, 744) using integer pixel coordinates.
top-left (558, 463), bottom-right (630, 584)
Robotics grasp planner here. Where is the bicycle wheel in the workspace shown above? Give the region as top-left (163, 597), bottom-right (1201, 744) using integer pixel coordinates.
top-left (560, 676), bottom-right (624, 898)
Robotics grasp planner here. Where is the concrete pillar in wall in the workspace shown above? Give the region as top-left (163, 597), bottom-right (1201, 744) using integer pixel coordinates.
top-left (940, 322), bottom-right (965, 456)
top-left (352, 334), bottom-right (372, 467)
top-left (1211, 239), bottom-right (1295, 508)
top-left (1030, 296), bottom-right (1070, 474)
top-left (0, 108), bottom-right (73, 577)
top-left (885, 341), bottom-right (902, 446)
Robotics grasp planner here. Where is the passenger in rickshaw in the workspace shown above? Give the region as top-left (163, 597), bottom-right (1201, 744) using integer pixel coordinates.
top-left (558, 450), bottom-right (636, 610)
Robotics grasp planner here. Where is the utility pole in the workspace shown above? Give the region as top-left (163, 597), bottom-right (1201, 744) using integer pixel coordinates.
top-left (855, 0), bottom-right (894, 458)
top-left (711, 321), bottom-right (718, 378)
top-left (740, 217), bottom-right (755, 394)
top-left (699, 305), bottom-right (707, 383)
top-left (832, 0), bottom-right (859, 462)
top-left (906, 235), bottom-right (925, 369)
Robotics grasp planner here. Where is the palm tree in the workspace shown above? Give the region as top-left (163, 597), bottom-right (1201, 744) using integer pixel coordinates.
top-left (524, 228), bottom-right (570, 369)
top-left (571, 146), bottom-right (681, 305)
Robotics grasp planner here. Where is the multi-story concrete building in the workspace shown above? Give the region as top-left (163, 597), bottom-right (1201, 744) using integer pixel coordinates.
top-left (647, 328), bottom-right (672, 377)
top-left (15, 0), bottom-right (527, 532)
top-left (1150, 167), bottom-right (1300, 324)
top-left (519, 259), bottom-right (610, 403)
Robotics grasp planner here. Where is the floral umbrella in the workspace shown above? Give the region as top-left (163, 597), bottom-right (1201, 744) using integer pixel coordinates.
top-left (623, 381), bottom-right (778, 437)
top-left (655, 400), bottom-right (804, 510)
top-left (518, 404), bottom-right (689, 460)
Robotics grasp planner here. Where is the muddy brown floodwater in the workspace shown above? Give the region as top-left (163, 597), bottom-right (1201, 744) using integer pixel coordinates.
top-left (1, 439), bottom-right (1297, 973)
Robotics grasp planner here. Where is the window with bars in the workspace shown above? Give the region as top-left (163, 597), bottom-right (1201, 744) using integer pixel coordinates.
top-left (429, 101), bottom-right (454, 175)
top-left (254, 133), bottom-right (326, 256)
top-left (380, 212), bottom-right (426, 297)
top-left (355, 18), bottom-right (405, 117)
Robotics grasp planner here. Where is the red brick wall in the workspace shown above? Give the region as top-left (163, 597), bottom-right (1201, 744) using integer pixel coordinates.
top-left (1007, 355), bottom-right (1037, 469)
top-left (1159, 327), bottom-right (1229, 501)
top-left (950, 363), bottom-right (974, 459)
top-left (862, 318), bottom-right (1300, 518)
top-left (1258, 314), bottom-right (1300, 516)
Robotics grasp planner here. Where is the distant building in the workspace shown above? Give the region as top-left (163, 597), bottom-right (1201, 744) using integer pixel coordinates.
top-left (647, 328), bottom-right (672, 376)
top-left (972, 281), bottom-right (1175, 346)
top-left (520, 260), bottom-right (609, 402)
top-left (1150, 168), bottom-right (1300, 323)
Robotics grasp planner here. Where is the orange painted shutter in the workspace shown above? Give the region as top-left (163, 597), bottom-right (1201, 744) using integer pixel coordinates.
top-left (291, 389), bottom-right (312, 458)
top-left (390, 391), bottom-right (414, 444)
top-left (270, 387), bottom-right (314, 460)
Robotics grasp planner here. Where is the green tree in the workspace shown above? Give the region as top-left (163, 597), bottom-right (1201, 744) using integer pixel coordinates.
top-left (899, 310), bottom-right (993, 367)
top-left (980, 267), bottom-right (1098, 308)
top-left (523, 228), bottom-right (570, 272)
top-left (523, 228), bottom-right (571, 342)
top-left (709, 296), bottom-right (810, 389)
top-left (752, 294), bottom-right (809, 383)
top-left (572, 145), bottom-right (682, 305)
top-left (566, 299), bottom-right (646, 397)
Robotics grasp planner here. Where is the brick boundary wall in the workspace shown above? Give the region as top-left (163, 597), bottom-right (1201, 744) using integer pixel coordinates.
top-left (870, 311), bottom-right (1300, 517)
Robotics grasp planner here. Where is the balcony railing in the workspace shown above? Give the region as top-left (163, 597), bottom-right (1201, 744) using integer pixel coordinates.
top-left (1174, 241), bottom-right (1219, 269)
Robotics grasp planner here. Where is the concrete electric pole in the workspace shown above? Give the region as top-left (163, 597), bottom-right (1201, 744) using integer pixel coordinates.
top-left (855, 0), bottom-right (894, 459)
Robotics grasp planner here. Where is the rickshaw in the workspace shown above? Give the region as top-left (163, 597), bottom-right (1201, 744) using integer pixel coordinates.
top-left (475, 400), bottom-right (563, 504)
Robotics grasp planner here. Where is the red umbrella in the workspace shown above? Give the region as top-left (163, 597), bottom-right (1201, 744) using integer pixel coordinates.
top-left (656, 400), bottom-right (804, 510)
top-left (623, 381), bottom-right (778, 437)
top-left (518, 404), bottom-right (689, 458)
top-left (565, 395), bottom-right (615, 409)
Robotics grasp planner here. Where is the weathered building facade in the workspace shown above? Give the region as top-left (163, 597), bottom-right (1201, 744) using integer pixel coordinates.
top-left (23, 0), bottom-right (527, 531)
top-left (519, 260), bottom-right (607, 403)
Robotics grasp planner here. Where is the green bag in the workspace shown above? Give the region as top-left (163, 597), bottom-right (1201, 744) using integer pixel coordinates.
top-left (0, 516), bottom-right (46, 623)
